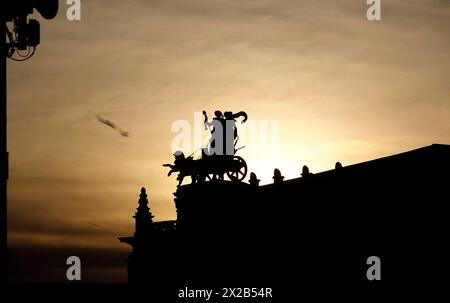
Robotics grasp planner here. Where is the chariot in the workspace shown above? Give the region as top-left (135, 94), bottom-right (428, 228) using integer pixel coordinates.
top-left (164, 110), bottom-right (249, 185)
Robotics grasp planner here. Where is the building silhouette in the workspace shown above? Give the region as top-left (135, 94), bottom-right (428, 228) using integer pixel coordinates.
top-left (119, 144), bottom-right (450, 289)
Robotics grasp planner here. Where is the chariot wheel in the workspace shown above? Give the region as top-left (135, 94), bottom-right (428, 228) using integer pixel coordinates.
top-left (226, 156), bottom-right (247, 182)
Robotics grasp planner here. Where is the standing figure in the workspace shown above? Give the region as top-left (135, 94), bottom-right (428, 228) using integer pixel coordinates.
top-left (203, 110), bottom-right (225, 156)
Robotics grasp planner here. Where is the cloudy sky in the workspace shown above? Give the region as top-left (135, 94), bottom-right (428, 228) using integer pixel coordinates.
top-left (7, 0), bottom-right (450, 282)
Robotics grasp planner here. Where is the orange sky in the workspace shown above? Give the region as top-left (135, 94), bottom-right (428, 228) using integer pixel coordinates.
top-left (7, 0), bottom-right (450, 282)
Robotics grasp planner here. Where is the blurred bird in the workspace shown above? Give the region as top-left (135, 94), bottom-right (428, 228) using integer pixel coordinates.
top-left (86, 222), bottom-right (101, 228)
top-left (96, 115), bottom-right (129, 137)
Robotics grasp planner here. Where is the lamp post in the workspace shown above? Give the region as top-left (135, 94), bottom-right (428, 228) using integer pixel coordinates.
top-left (2, 0), bottom-right (58, 282)
top-left (1, 14), bottom-right (7, 284)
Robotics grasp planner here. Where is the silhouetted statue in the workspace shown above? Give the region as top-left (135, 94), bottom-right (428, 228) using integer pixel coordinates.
top-left (273, 168), bottom-right (284, 184)
top-left (163, 151), bottom-right (196, 187)
top-left (164, 111), bottom-right (249, 185)
top-left (230, 111), bottom-right (248, 123)
top-left (335, 162), bottom-right (343, 170)
top-left (203, 110), bottom-right (248, 156)
top-left (203, 110), bottom-right (225, 155)
top-left (249, 172), bottom-right (260, 187)
top-left (214, 110), bottom-right (224, 120)
top-left (224, 111), bottom-right (238, 150)
top-left (163, 148), bottom-right (248, 185)
top-left (301, 165), bottom-right (312, 178)
top-left (223, 111), bottom-right (248, 149)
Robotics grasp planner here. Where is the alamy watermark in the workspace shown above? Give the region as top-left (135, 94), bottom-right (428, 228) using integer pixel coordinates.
top-left (65, 1), bottom-right (382, 23)
top-left (66, 0), bottom-right (81, 21)
top-left (366, 256), bottom-right (381, 280)
top-left (66, 256), bottom-right (81, 281)
top-left (170, 111), bottom-right (280, 162)
top-left (366, 0), bottom-right (382, 21)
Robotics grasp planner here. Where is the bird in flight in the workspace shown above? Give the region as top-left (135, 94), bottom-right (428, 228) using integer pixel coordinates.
top-left (86, 221), bottom-right (101, 228)
top-left (96, 115), bottom-right (129, 137)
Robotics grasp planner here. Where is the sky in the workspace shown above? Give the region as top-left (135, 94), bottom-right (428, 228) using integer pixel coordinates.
top-left (7, 0), bottom-right (450, 282)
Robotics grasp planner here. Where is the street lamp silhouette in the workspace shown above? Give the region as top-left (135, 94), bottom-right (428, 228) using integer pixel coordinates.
top-left (5, 0), bottom-right (59, 61)
top-left (1, 0), bottom-right (59, 278)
